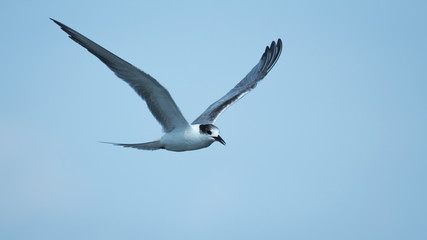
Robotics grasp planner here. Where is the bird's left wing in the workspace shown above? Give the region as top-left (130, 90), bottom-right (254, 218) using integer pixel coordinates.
top-left (192, 39), bottom-right (282, 125)
top-left (51, 18), bottom-right (189, 132)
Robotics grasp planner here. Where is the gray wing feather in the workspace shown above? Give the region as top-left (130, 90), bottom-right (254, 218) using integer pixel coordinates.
top-left (192, 39), bottom-right (282, 124)
top-left (51, 18), bottom-right (189, 132)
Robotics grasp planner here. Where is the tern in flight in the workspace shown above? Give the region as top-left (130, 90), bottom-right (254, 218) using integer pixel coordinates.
top-left (51, 18), bottom-right (282, 152)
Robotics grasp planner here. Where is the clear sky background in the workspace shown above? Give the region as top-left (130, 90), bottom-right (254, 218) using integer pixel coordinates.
top-left (1, 0), bottom-right (426, 239)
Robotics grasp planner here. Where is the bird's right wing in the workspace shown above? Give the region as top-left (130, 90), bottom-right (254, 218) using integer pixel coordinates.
top-left (192, 39), bottom-right (282, 125)
top-left (51, 18), bottom-right (189, 132)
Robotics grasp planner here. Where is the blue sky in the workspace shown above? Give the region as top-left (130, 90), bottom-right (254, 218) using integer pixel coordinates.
top-left (1, 0), bottom-right (426, 239)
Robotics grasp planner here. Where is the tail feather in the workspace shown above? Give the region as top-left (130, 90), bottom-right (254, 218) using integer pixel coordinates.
top-left (101, 140), bottom-right (163, 150)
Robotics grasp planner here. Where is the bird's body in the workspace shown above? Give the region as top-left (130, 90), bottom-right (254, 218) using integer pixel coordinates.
top-left (51, 18), bottom-right (282, 152)
top-left (109, 124), bottom-right (221, 152)
top-left (161, 125), bottom-right (215, 151)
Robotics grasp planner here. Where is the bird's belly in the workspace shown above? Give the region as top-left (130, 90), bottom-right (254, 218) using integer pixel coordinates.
top-left (160, 132), bottom-right (213, 152)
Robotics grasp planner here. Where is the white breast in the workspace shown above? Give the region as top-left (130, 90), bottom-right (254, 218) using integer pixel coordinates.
top-left (160, 125), bottom-right (214, 152)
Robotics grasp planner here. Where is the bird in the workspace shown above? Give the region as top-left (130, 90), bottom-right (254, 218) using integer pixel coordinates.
top-left (51, 18), bottom-right (282, 152)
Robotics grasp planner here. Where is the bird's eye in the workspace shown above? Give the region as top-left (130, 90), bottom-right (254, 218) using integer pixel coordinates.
top-left (207, 130), bottom-right (212, 135)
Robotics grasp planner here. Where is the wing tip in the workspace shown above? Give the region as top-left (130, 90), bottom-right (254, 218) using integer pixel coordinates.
top-left (50, 18), bottom-right (73, 35)
top-left (99, 141), bottom-right (132, 148)
top-left (50, 17), bottom-right (63, 27)
top-left (260, 38), bottom-right (283, 73)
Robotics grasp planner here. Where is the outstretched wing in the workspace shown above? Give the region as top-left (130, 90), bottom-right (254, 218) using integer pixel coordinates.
top-left (51, 18), bottom-right (189, 132)
top-left (192, 39), bottom-right (282, 125)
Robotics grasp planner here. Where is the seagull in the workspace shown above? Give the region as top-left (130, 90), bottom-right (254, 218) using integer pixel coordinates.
top-left (51, 18), bottom-right (282, 152)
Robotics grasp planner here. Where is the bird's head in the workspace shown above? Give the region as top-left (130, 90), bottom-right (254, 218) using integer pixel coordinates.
top-left (199, 124), bottom-right (226, 145)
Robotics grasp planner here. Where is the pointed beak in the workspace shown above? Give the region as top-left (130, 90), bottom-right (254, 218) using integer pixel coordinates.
top-left (213, 135), bottom-right (226, 145)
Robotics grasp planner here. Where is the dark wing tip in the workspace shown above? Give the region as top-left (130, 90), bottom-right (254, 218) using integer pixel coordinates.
top-left (270, 40), bottom-right (276, 50)
top-left (50, 18), bottom-right (74, 37)
top-left (50, 18), bottom-right (64, 27)
top-left (260, 38), bottom-right (283, 73)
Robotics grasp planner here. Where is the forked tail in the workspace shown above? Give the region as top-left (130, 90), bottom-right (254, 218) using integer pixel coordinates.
top-left (100, 140), bottom-right (163, 150)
